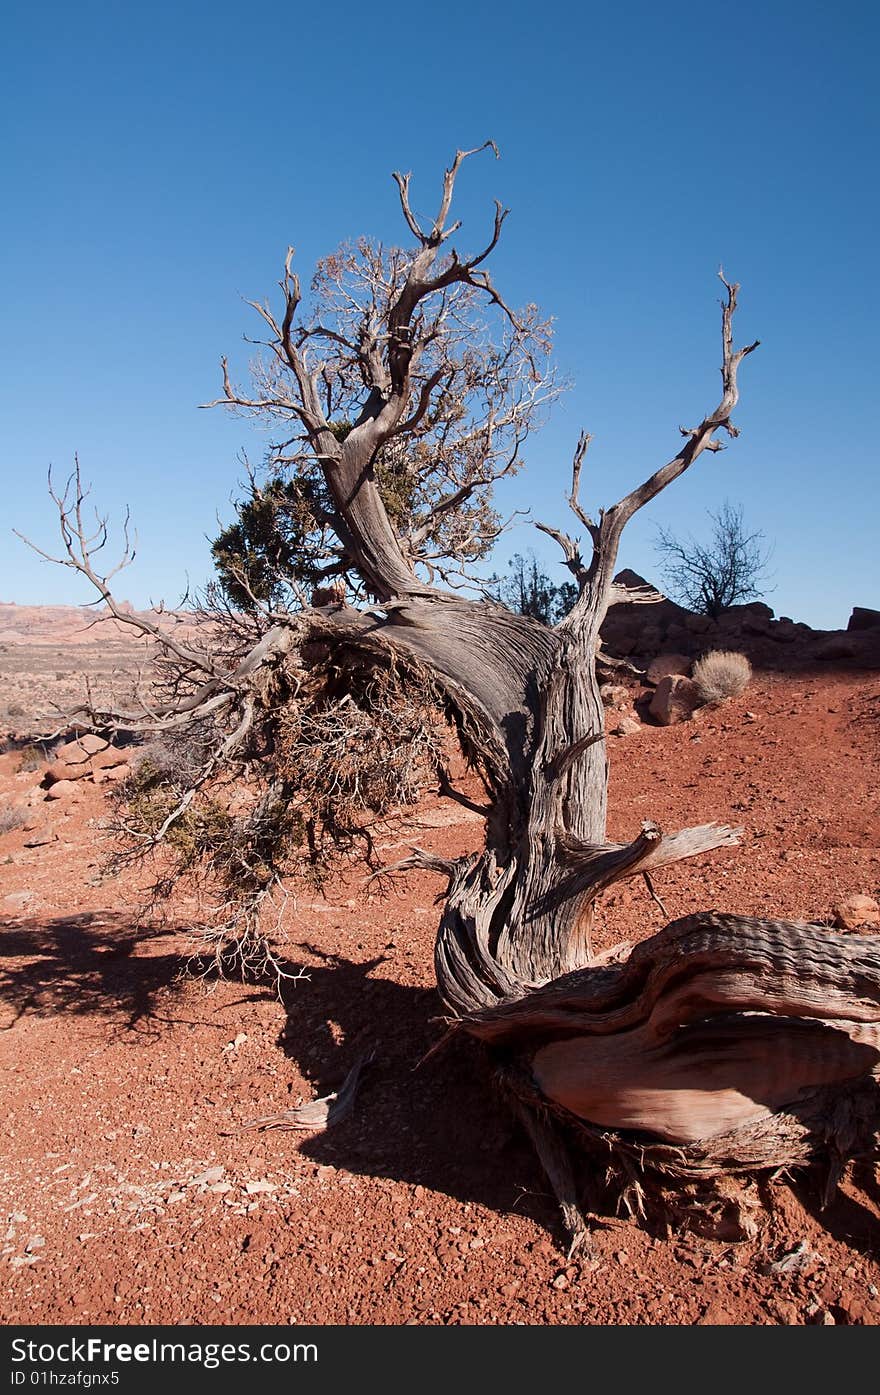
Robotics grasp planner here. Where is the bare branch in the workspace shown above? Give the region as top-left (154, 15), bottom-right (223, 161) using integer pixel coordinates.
top-left (557, 275), bottom-right (759, 632)
top-left (551, 821), bottom-right (742, 908)
top-left (436, 764), bottom-right (492, 818)
top-left (392, 170), bottom-right (428, 244)
top-left (368, 847), bottom-right (463, 883)
top-left (568, 431), bottom-right (598, 539)
top-left (16, 460), bottom-right (219, 677)
top-left (608, 275), bottom-right (759, 535)
top-left (544, 731), bottom-right (606, 782)
top-left (536, 432), bottom-right (599, 591)
top-left (240, 1052), bottom-right (376, 1132)
top-left (431, 142), bottom-right (500, 244)
top-left (534, 521), bottom-right (587, 587)
top-left (389, 367), bottom-right (445, 437)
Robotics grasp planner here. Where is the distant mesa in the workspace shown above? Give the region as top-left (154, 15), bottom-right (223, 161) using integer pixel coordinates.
top-left (601, 573), bottom-right (879, 673)
top-left (0, 587), bottom-right (878, 671)
top-left (847, 606), bottom-right (880, 632)
top-left (0, 601), bottom-right (192, 646)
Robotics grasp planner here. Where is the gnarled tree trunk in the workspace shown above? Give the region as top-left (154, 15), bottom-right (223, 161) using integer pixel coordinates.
top-left (286, 253), bottom-right (880, 1245)
top-left (42, 148), bottom-right (880, 1250)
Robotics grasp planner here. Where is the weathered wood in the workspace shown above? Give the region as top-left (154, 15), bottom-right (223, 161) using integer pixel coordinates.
top-left (37, 151), bottom-right (880, 1240)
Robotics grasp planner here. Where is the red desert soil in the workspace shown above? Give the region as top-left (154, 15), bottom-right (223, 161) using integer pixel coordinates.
top-left (1, 664), bottom-right (879, 1326)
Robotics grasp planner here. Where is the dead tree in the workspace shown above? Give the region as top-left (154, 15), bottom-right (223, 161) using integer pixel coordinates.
top-left (654, 499), bottom-right (773, 618)
top-left (29, 147), bottom-right (880, 1248)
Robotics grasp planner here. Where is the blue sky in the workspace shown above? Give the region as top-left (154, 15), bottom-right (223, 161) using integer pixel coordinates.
top-left (1, 0), bottom-right (877, 629)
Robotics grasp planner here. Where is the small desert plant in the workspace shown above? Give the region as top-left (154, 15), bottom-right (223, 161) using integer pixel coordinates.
top-left (17, 744), bottom-right (49, 772)
top-left (0, 807), bottom-right (27, 835)
top-left (128, 724), bottom-right (218, 792)
top-left (692, 649), bottom-right (752, 704)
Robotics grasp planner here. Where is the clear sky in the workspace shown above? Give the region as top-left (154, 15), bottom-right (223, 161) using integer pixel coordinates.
top-left (1, 0), bottom-right (877, 629)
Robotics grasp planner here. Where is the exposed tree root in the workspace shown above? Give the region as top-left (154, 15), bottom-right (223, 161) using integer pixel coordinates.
top-left (462, 913), bottom-right (880, 1247)
top-left (491, 995), bottom-right (880, 1249)
top-left (239, 1050), bottom-right (375, 1132)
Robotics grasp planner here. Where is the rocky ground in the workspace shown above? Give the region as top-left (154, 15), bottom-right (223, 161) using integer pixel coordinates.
top-left (0, 611), bottom-right (879, 1326)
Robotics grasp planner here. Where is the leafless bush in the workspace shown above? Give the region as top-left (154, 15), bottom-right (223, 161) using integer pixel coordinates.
top-left (128, 723), bottom-right (219, 793)
top-left (109, 658), bottom-right (447, 991)
top-left (0, 807), bottom-right (27, 834)
top-left (692, 650), bottom-right (752, 704)
top-left (278, 666), bottom-right (446, 836)
top-left (17, 744), bottom-right (50, 772)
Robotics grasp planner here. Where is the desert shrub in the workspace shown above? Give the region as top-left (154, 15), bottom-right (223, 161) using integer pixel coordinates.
top-left (17, 744), bottom-right (49, 772)
top-left (277, 666), bottom-right (445, 828)
top-left (127, 723), bottom-right (218, 793)
top-left (110, 658), bottom-right (448, 989)
top-left (692, 650), bottom-right (752, 704)
top-left (0, 807), bottom-right (27, 835)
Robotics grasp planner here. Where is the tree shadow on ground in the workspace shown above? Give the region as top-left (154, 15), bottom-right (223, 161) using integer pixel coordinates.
top-left (268, 947), bottom-right (561, 1239)
top-left (268, 946), bottom-right (880, 1251)
top-left (790, 1166), bottom-right (880, 1263)
top-left (0, 911), bottom-right (193, 1032)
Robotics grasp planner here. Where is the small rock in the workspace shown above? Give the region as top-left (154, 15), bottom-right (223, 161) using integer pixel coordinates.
top-left (23, 829), bottom-right (58, 848)
top-left (834, 894), bottom-right (880, 931)
top-left (244, 1180), bottom-right (278, 1195)
top-left (44, 779), bottom-right (82, 801)
top-left (93, 764), bottom-right (129, 784)
top-left (646, 653), bottom-right (692, 685)
top-left (697, 1300), bottom-right (738, 1325)
top-left (649, 675), bottom-right (701, 726)
top-left (772, 1299), bottom-right (800, 1325)
top-left (837, 1297), bottom-right (869, 1324)
top-left (43, 760), bottom-right (90, 785)
top-left (612, 715), bottom-right (641, 737)
top-left (192, 1166), bottom-right (225, 1186)
top-left (56, 733), bottom-right (110, 762)
top-left (25, 1236), bottom-right (45, 1252)
top-left (551, 1272), bottom-right (569, 1290)
top-left (599, 683), bottom-right (630, 710)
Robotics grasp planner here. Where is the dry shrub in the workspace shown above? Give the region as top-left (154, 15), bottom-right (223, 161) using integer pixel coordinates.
top-left (692, 649), bottom-right (752, 704)
top-left (110, 660), bottom-right (448, 990)
top-left (17, 744), bottom-right (49, 772)
top-left (128, 723), bottom-right (218, 792)
top-left (0, 806), bottom-right (27, 835)
top-left (276, 664), bottom-right (446, 850)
